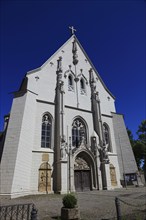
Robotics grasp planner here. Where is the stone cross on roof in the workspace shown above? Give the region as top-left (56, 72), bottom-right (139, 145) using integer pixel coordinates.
top-left (69, 26), bottom-right (76, 35)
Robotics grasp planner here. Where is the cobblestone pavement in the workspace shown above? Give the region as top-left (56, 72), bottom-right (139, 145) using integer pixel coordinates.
top-left (0, 187), bottom-right (146, 220)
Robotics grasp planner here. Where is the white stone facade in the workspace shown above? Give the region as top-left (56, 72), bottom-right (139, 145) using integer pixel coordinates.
top-left (0, 34), bottom-right (138, 198)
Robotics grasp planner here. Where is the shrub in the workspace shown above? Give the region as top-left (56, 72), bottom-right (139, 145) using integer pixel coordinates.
top-left (62, 193), bottom-right (77, 208)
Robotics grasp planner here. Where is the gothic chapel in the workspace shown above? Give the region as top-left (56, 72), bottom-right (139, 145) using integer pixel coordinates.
top-left (0, 28), bottom-right (138, 198)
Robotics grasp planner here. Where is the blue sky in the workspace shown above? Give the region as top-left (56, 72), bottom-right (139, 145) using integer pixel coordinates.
top-left (0, 0), bottom-right (145, 138)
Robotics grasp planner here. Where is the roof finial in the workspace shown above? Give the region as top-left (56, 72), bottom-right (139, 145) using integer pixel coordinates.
top-left (69, 26), bottom-right (76, 35)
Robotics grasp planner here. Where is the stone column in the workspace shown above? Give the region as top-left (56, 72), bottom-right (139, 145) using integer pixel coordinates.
top-left (89, 68), bottom-right (108, 190)
top-left (53, 56), bottom-right (69, 193)
top-left (53, 57), bottom-right (63, 193)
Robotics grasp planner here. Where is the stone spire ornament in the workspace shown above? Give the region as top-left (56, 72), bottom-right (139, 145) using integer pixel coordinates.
top-left (72, 39), bottom-right (78, 65)
top-left (89, 68), bottom-right (96, 93)
top-left (89, 68), bottom-right (94, 84)
top-left (57, 56), bottom-right (63, 73)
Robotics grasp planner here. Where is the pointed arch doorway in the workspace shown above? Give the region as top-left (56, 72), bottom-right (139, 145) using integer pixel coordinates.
top-left (74, 155), bottom-right (91, 192)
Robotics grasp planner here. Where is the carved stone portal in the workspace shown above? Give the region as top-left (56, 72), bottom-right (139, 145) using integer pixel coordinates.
top-left (74, 157), bottom-right (91, 191)
top-left (74, 157), bottom-right (90, 170)
top-left (38, 162), bottom-right (51, 192)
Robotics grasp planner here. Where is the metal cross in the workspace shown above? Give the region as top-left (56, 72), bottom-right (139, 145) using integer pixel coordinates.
top-left (69, 26), bottom-right (76, 35)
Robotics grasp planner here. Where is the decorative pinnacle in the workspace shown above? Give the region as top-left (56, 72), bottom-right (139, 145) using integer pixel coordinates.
top-left (57, 56), bottom-right (62, 73)
top-left (72, 39), bottom-right (78, 65)
top-left (89, 68), bottom-right (94, 83)
top-left (69, 26), bottom-right (76, 35)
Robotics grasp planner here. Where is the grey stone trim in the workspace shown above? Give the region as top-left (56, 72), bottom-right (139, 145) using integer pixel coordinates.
top-left (36, 99), bottom-right (55, 105)
top-left (32, 150), bottom-right (54, 154)
top-left (65, 105), bottom-right (92, 113)
top-left (102, 114), bottom-right (113, 118)
top-left (27, 90), bottom-right (38, 95)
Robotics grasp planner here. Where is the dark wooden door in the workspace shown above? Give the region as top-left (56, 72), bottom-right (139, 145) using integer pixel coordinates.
top-left (75, 170), bottom-right (91, 192)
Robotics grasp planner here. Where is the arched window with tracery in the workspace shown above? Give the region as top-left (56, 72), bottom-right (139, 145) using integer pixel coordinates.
top-left (68, 74), bottom-right (74, 91)
top-left (72, 118), bottom-right (87, 147)
top-left (41, 113), bottom-right (52, 148)
top-left (80, 78), bottom-right (86, 95)
top-left (103, 123), bottom-right (112, 152)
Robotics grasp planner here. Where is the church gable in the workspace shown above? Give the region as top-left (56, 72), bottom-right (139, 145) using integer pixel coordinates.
top-left (25, 35), bottom-right (115, 113)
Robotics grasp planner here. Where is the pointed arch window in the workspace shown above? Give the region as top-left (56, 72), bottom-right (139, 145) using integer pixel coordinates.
top-left (80, 78), bottom-right (86, 95)
top-left (68, 74), bottom-right (74, 91)
top-left (41, 113), bottom-right (52, 148)
top-left (103, 123), bottom-right (112, 152)
top-left (72, 118), bottom-right (87, 147)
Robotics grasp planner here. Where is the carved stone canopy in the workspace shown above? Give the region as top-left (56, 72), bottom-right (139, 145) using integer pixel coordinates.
top-left (42, 114), bottom-right (51, 125)
top-left (74, 157), bottom-right (90, 170)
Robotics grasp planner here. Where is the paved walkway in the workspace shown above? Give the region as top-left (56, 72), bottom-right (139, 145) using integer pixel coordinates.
top-left (1, 187), bottom-right (146, 220)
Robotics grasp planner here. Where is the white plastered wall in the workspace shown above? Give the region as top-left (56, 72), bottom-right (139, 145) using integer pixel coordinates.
top-left (0, 91), bottom-right (37, 198)
top-left (30, 101), bottom-right (55, 193)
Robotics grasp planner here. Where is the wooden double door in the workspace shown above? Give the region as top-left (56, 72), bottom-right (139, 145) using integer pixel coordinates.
top-left (74, 170), bottom-right (91, 192)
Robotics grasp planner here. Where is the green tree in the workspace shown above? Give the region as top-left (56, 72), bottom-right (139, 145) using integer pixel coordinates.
top-left (136, 120), bottom-right (146, 145)
top-left (132, 141), bottom-right (146, 169)
top-left (127, 120), bottom-right (146, 172)
top-left (136, 120), bottom-right (146, 180)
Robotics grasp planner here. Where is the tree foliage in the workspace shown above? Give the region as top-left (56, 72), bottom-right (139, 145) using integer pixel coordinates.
top-left (127, 120), bottom-right (146, 171)
top-left (136, 120), bottom-right (146, 145)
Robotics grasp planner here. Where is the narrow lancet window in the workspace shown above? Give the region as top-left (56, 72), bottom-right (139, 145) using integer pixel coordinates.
top-left (41, 114), bottom-right (52, 148)
top-left (80, 78), bottom-right (86, 95)
top-left (68, 74), bottom-right (74, 91)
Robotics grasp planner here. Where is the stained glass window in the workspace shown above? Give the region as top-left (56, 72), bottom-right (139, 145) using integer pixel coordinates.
top-left (72, 118), bottom-right (86, 147)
